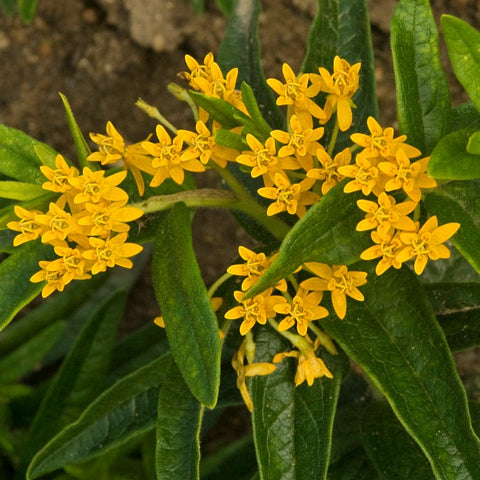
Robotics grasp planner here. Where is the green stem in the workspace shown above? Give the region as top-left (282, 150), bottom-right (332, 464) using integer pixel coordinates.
top-left (308, 323), bottom-right (338, 355)
top-left (327, 119), bottom-right (340, 157)
top-left (207, 271), bottom-right (232, 299)
top-left (135, 98), bottom-right (178, 135)
top-left (212, 165), bottom-right (291, 240)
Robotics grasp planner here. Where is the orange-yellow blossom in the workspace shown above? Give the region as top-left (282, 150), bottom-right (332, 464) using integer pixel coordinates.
top-left (356, 192), bottom-right (417, 232)
top-left (350, 116), bottom-right (421, 159)
top-left (301, 263), bottom-right (367, 319)
top-left (40, 154), bottom-right (79, 194)
top-left (142, 125), bottom-right (205, 187)
top-left (7, 206), bottom-right (45, 246)
top-left (257, 173), bottom-right (319, 217)
top-left (378, 150), bottom-right (437, 202)
top-left (224, 290), bottom-right (286, 335)
top-left (307, 147), bottom-right (351, 195)
top-left (397, 216), bottom-right (460, 275)
top-left (316, 56), bottom-right (361, 131)
top-left (274, 288), bottom-right (329, 336)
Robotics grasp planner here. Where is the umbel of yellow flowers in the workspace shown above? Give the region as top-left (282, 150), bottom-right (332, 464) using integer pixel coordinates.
top-left (7, 52), bottom-right (460, 410)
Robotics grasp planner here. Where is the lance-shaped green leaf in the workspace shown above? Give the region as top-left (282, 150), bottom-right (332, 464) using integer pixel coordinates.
top-left (0, 124), bottom-right (52, 184)
top-left (0, 321), bottom-right (64, 384)
top-left (246, 181), bottom-right (370, 298)
top-left (0, 181), bottom-right (45, 201)
top-left (424, 283), bottom-right (480, 352)
top-left (428, 129), bottom-right (480, 180)
top-left (250, 326), bottom-right (348, 480)
top-left (155, 356), bottom-right (202, 480)
top-left (0, 241), bottom-right (55, 331)
top-left (59, 93), bottom-right (93, 169)
top-left (467, 131), bottom-right (480, 155)
top-left (391, 0), bottom-right (451, 154)
top-left (189, 91), bottom-right (248, 130)
top-left (328, 448), bottom-right (378, 480)
top-left (361, 401), bottom-right (434, 479)
top-left (424, 180), bottom-right (480, 275)
top-left (320, 263), bottom-right (480, 480)
top-left (21, 290), bottom-right (127, 473)
top-left (26, 355), bottom-right (168, 480)
top-left (152, 203), bottom-right (221, 408)
top-left (217, 0), bottom-right (282, 129)
top-left (451, 102), bottom-right (480, 132)
top-left (301, 0), bottom-right (378, 148)
top-left (441, 15), bottom-right (480, 114)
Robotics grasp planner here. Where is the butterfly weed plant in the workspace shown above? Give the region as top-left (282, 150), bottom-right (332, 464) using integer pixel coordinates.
top-left (1, 0), bottom-right (480, 478)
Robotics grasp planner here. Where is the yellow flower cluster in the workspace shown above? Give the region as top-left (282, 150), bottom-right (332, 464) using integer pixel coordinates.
top-left (8, 154), bottom-right (143, 297)
top-left (341, 116), bottom-right (460, 275)
top-left (224, 246), bottom-right (366, 395)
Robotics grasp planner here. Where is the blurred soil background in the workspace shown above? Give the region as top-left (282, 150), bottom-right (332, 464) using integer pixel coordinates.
top-left (0, 0), bottom-right (479, 390)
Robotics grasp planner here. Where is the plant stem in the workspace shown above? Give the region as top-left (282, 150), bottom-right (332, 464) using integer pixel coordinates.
top-left (327, 119), bottom-right (339, 157)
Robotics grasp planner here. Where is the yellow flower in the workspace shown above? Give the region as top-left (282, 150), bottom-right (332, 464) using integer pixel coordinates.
top-left (274, 288), bottom-right (329, 336)
top-left (232, 339), bottom-right (277, 411)
top-left (360, 226), bottom-right (406, 275)
top-left (227, 246), bottom-right (287, 292)
top-left (88, 121), bottom-right (155, 196)
top-left (77, 202), bottom-right (144, 237)
top-left (181, 52), bottom-right (216, 90)
top-left (397, 216), bottom-right (460, 275)
top-left (301, 263), bottom-right (367, 319)
top-left (35, 202), bottom-right (76, 245)
top-left (82, 233), bottom-right (143, 275)
top-left (224, 290), bottom-right (286, 335)
top-left (307, 147), bottom-right (351, 195)
top-left (338, 155), bottom-right (380, 196)
top-left (270, 114), bottom-right (324, 171)
top-left (356, 192), bottom-right (417, 232)
top-left (378, 150), bottom-right (437, 202)
top-left (142, 125), bottom-right (205, 187)
top-left (267, 63), bottom-right (326, 128)
top-left (177, 121), bottom-right (238, 168)
top-left (30, 254), bottom-right (91, 298)
top-left (273, 337), bottom-right (333, 386)
top-left (68, 168), bottom-right (129, 205)
top-left (40, 154), bottom-right (79, 193)
top-left (236, 134), bottom-right (300, 184)
top-left (316, 56), bottom-right (361, 131)
top-left (257, 173), bottom-right (319, 217)
top-left (350, 116), bottom-right (421, 159)
top-left (7, 206), bottom-right (45, 246)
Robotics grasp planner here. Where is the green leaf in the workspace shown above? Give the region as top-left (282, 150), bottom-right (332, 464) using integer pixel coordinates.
top-left (424, 180), bottom-right (480, 274)
top-left (246, 181), bottom-right (370, 298)
top-left (0, 0), bottom-right (14, 14)
top-left (441, 15), bottom-right (480, 114)
top-left (0, 321), bottom-right (64, 384)
top-left (189, 91), bottom-right (248, 130)
top-left (425, 283), bottom-right (480, 352)
top-left (214, 128), bottom-right (248, 151)
top-left (239, 82), bottom-right (273, 141)
top-left (451, 102), bottom-right (480, 132)
top-left (0, 181), bottom-right (45, 201)
top-left (21, 290), bottom-right (127, 473)
top-left (17, 0), bottom-right (38, 23)
top-left (58, 93), bottom-right (93, 169)
top-left (391, 0), bottom-right (451, 154)
top-left (152, 203), bottom-right (221, 408)
top-left (361, 402), bottom-right (434, 479)
top-left (189, 0), bottom-right (204, 14)
top-left (217, 0), bottom-right (282, 129)
top-left (301, 0), bottom-right (378, 147)
top-left (0, 273), bottom-right (105, 358)
top-left (428, 128), bottom-right (480, 180)
top-left (250, 326), bottom-right (348, 480)
top-left (33, 144), bottom-right (57, 168)
top-left (467, 131), bottom-right (480, 154)
top-left (200, 435), bottom-right (257, 480)
top-left (26, 355), bottom-right (168, 480)
top-left (0, 124), bottom-right (50, 184)
top-left (0, 241), bottom-right (55, 332)
top-left (321, 263), bottom-right (480, 480)
top-left (155, 356), bottom-right (202, 480)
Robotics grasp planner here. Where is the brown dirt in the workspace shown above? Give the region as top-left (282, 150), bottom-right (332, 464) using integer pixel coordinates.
top-left (1, 0), bottom-right (479, 378)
